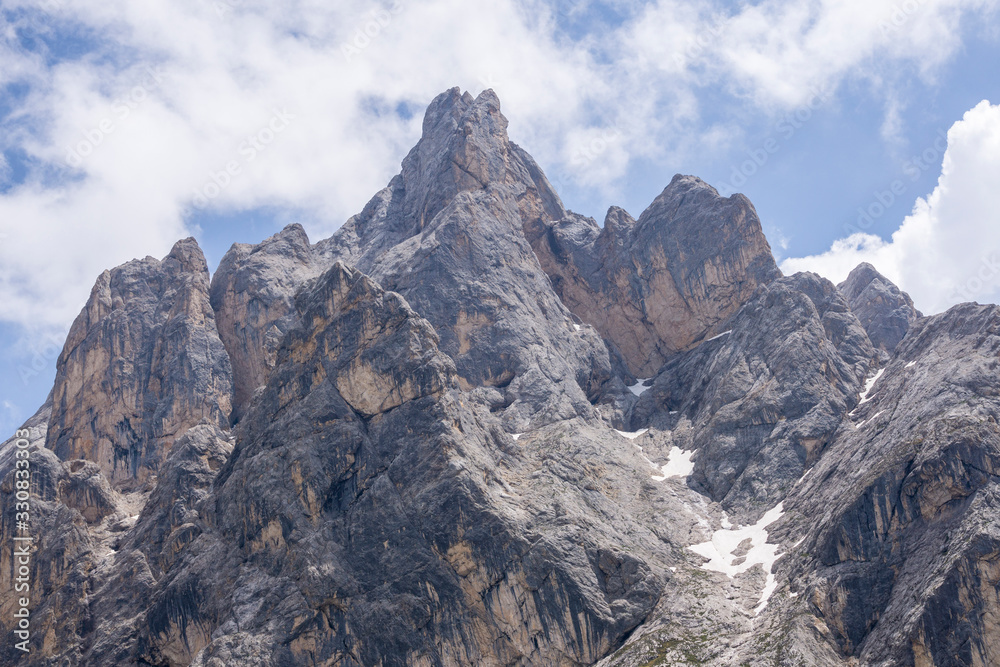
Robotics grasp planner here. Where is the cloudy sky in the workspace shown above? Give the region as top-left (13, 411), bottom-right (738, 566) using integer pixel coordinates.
top-left (1, 0), bottom-right (998, 436)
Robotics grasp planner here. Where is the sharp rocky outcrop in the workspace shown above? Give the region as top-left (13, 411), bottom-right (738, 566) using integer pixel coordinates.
top-left (633, 271), bottom-right (876, 519)
top-left (45, 239), bottom-right (233, 488)
top-left (839, 261), bottom-right (921, 360)
top-left (526, 174), bottom-right (780, 377)
top-left (313, 88), bottom-right (614, 432)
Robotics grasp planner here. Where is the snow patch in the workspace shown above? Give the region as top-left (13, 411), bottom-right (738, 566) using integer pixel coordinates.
top-left (858, 368), bottom-right (885, 405)
top-left (706, 330), bottom-right (732, 342)
top-left (856, 411), bottom-right (884, 429)
top-left (573, 323), bottom-right (581, 331)
top-left (688, 502), bottom-right (786, 615)
top-left (627, 378), bottom-right (652, 397)
top-left (511, 433), bottom-right (523, 441)
top-left (905, 360), bottom-right (917, 368)
top-left (651, 447), bottom-right (695, 480)
top-left (615, 428), bottom-right (649, 440)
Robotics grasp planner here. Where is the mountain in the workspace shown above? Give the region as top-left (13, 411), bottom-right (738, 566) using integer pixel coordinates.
top-left (3, 88), bottom-right (999, 667)
top-left (838, 261), bottom-right (922, 361)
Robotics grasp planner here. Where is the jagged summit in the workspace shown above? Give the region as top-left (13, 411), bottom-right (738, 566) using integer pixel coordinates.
top-left (46, 236), bottom-right (231, 488)
top-left (839, 261), bottom-right (921, 358)
top-left (528, 168), bottom-right (781, 376)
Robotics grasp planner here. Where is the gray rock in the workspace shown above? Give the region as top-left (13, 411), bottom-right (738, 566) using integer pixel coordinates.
top-left (791, 302), bottom-right (1000, 666)
top-left (210, 223), bottom-right (320, 420)
top-left (184, 262), bottom-right (672, 665)
top-left (7, 87), bottom-right (1000, 667)
top-left (839, 262), bottom-right (921, 359)
top-left (313, 88), bottom-right (613, 432)
top-left (46, 238), bottom-right (233, 488)
top-left (634, 271), bottom-right (876, 519)
top-left (527, 175), bottom-right (781, 377)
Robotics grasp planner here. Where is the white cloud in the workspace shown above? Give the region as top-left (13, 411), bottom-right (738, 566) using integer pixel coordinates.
top-left (706, 0), bottom-right (995, 108)
top-left (0, 0), bottom-right (995, 333)
top-left (782, 100), bottom-right (1000, 314)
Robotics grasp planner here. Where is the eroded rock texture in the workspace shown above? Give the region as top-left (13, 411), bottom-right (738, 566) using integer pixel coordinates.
top-left (527, 174), bottom-right (780, 377)
top-left (314, 88), bottom-right (614, 431)
top-left (633, 271), bottom-right (876, 518)
top-left (3, 87), bottom-right (999, 667)
top-left (210, 223), bottom-right (320, 420)
top-left (839, 261), bottom-right (921, 359)
top-left (190, 263), bottom-right (669, 665)
top-left (45, 239), bottom-right (233, 487)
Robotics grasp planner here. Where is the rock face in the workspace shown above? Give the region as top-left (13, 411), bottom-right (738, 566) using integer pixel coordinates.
top-left (45, 239), bottom-right (233, 487)
top-left (4, 88), bottom-right (1000, 667)
top-left (839, 262), bottom-right (921, 359)
top-left (210, 223), bottom-right (320, 420)
top-left (633, 271), bottom-right (876, 518)
top-left (527, 175), bottom-right (781, 377)
top-left (311, 88), bottom-right (614, 432)
top-left (751, 303), bottom-right (1000, 667)
top-left (191, 263), bottom-right (669, 665)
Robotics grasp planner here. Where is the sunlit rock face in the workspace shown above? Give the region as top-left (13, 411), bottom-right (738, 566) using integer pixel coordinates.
top-left (46, 238), bottom-right (233, 488)
top-left (526, 174), bottom-right (781, 378)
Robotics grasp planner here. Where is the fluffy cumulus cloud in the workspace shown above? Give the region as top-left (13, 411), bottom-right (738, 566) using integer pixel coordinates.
top-left (783, 100), bottom-right (1000, 315)
top-left (0, 0), bottom-right (996, 335)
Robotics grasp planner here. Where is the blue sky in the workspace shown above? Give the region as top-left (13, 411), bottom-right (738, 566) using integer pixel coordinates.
top-left (1, 0), bottom-right (999, 438)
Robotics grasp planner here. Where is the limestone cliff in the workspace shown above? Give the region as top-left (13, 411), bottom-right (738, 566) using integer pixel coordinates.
top-left (526, 174), bottom-right (781, 377)
top-left (45, 238), bottom-right (232, 488)
top-left (839, 261), bottom-right (921, 360)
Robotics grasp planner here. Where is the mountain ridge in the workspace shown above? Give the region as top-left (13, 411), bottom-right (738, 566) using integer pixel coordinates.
top-left (2, 87), bottom-right (999, 667)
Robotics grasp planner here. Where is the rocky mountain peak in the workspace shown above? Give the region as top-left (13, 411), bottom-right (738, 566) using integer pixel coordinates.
top-left (46, 237), bottom-right (232, 489)
top-left (529, 171), bottom-right (781, 376)
top-left (840, 261), bottom-right (882, 290)
top-left (839, 261), bottom-right (921, 358)
top-left (389, 87), bottom-right (564, 238)
top-left (420, 86), bottom-right (504, 138)
top-left (311, 88), bottom-right (609, 431)
top-left (210, 223), bottom-right (321, 418)
top-left (165, 236), bottom-right (210, 276)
